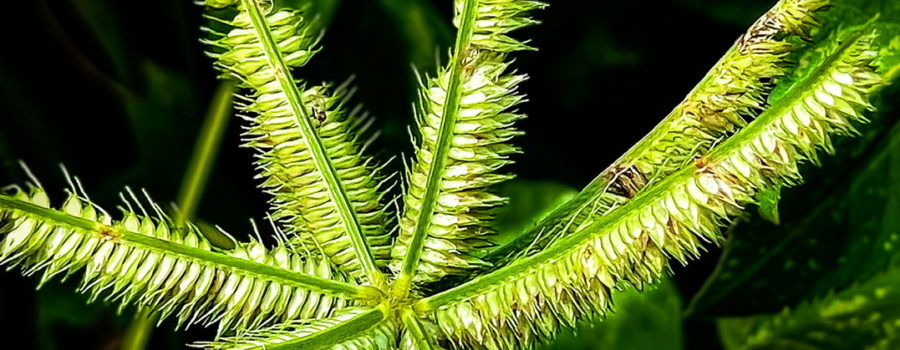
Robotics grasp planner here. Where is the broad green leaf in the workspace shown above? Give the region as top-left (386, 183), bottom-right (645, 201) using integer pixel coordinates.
top-left (718, 265), bottom-right (900, 350)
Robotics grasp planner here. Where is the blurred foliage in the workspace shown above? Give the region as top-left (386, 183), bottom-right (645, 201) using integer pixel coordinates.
top-left (0, 0), bottom-right (898, 349)
top-left (718, 263), bottom-right (900, 350)
top-left (541, 280), bottom-right (684, 350)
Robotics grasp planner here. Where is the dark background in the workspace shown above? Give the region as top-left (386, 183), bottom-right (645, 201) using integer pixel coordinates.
top-left (0, 0), bottom-right (808, 348)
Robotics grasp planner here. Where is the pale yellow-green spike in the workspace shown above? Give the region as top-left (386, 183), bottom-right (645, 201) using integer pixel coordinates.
top-left (0, 185), bottom-right (353, 335)
top-left (391, 0), bottom-right (547, 285)
top-left (202, 0), bottom-right (394, 283)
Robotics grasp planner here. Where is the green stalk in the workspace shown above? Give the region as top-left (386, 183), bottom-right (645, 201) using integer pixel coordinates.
top-left (377, 0), bottom-right (448, 68)
top-left (392, 0), bottom-right (479, 298)
top-left (401, 309), bottom-right (434, 350)
top-left (0, 195), bottom-right (382, 302)
top-left (239, 0), bottom-right (385, 288)
top-left (120, 82), bottom-right (234, 350)
top-left (174, 82), bottom-right (234, 224)
top-left (121, 308), bottom-right (155, 350)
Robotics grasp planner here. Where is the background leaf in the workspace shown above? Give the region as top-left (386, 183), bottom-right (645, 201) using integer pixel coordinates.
top-left (541, 279), bottom-right (684, 350)
top-left (717, 263), bottom-right (900, 350)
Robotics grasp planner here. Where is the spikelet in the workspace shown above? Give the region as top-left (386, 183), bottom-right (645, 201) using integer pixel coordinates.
top-left (202, 0), bottom-right (394, 280)
top-left (487, 0), bottom-right (831, 265)
top-left (194, 308), bottom-right (397, 350)
top-left (242, 83), bottom-right (395, 273)
top-left (0, 182), bottom-right (348, 335)
top-left (203, 3), bottom-right (320, 82)
top-left (420, 28), bottom-right (885, 350)
top-left (628, 0), bottom-right (830, 178)
top-left (401, 311), bottom-right (446, 350)
top-left (391, 0), bottom-right (547, 283)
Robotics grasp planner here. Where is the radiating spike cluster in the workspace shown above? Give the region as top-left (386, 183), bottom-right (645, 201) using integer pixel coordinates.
top-left (203, 1), bottom-right (394, 279)
top-left (4, 0), bottom-right (898, 348)
top-left (424, 29), bottom-right (884, 350)
top-left (391, 0), bottom-right (547, 282)
top-left (0, 184), bottom-right (348, 334)
top-left (491, 0), bottom-right (830, 266)
top-left (194, 308), bottom-right (397, 350)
